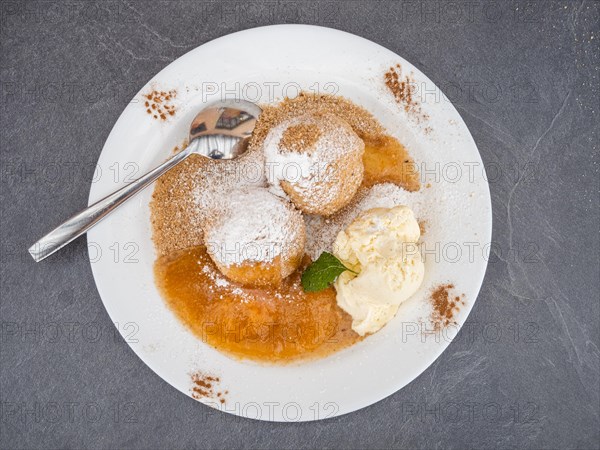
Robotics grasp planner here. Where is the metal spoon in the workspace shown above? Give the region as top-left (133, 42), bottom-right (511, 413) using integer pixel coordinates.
top-left (28, 99), bottom-right (262, 262)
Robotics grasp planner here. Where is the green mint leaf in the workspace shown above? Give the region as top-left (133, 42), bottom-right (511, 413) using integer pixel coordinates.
top-left (301, 252), bottom-right (355, 292)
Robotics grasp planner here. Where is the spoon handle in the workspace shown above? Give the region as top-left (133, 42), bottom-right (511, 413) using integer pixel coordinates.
top-left (28, 145), bottom-right (194, 262)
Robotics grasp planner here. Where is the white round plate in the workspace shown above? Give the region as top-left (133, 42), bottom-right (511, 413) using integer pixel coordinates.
top-left (88, 25), bottom-right (491, 422)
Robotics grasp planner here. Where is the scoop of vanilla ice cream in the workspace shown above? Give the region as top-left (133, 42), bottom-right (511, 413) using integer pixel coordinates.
top-left (333, 206), bottom-right (424, 336)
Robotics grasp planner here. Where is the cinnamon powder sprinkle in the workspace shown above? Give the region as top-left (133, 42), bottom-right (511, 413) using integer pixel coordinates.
top-left (430, 284), bottom-right (463, 330)
top-left (144, 89), bottom-right (177, 121)
top-left (384, 64), bottom-right (429, 123)
top-left (190, 372), bottom-right (228, 404)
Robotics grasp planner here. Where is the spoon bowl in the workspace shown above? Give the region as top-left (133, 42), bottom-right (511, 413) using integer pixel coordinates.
top-left (190, 99), bottom-right (262, 160)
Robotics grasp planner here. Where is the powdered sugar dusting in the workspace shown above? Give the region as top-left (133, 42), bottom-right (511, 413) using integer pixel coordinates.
top-left (203, 186), bottom-right (305, 267)
top-left (192, 148), bottom-right (267, 229)
top-left (197, 261), bottom-right (256, 303)
top-left (214, 277), bottom-right (229, 288)
top-left (263, 120), bottom-right (314, 198)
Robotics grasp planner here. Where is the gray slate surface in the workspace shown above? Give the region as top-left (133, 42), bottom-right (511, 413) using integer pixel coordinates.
top-left (1, 1), bottom-right (598, 449)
